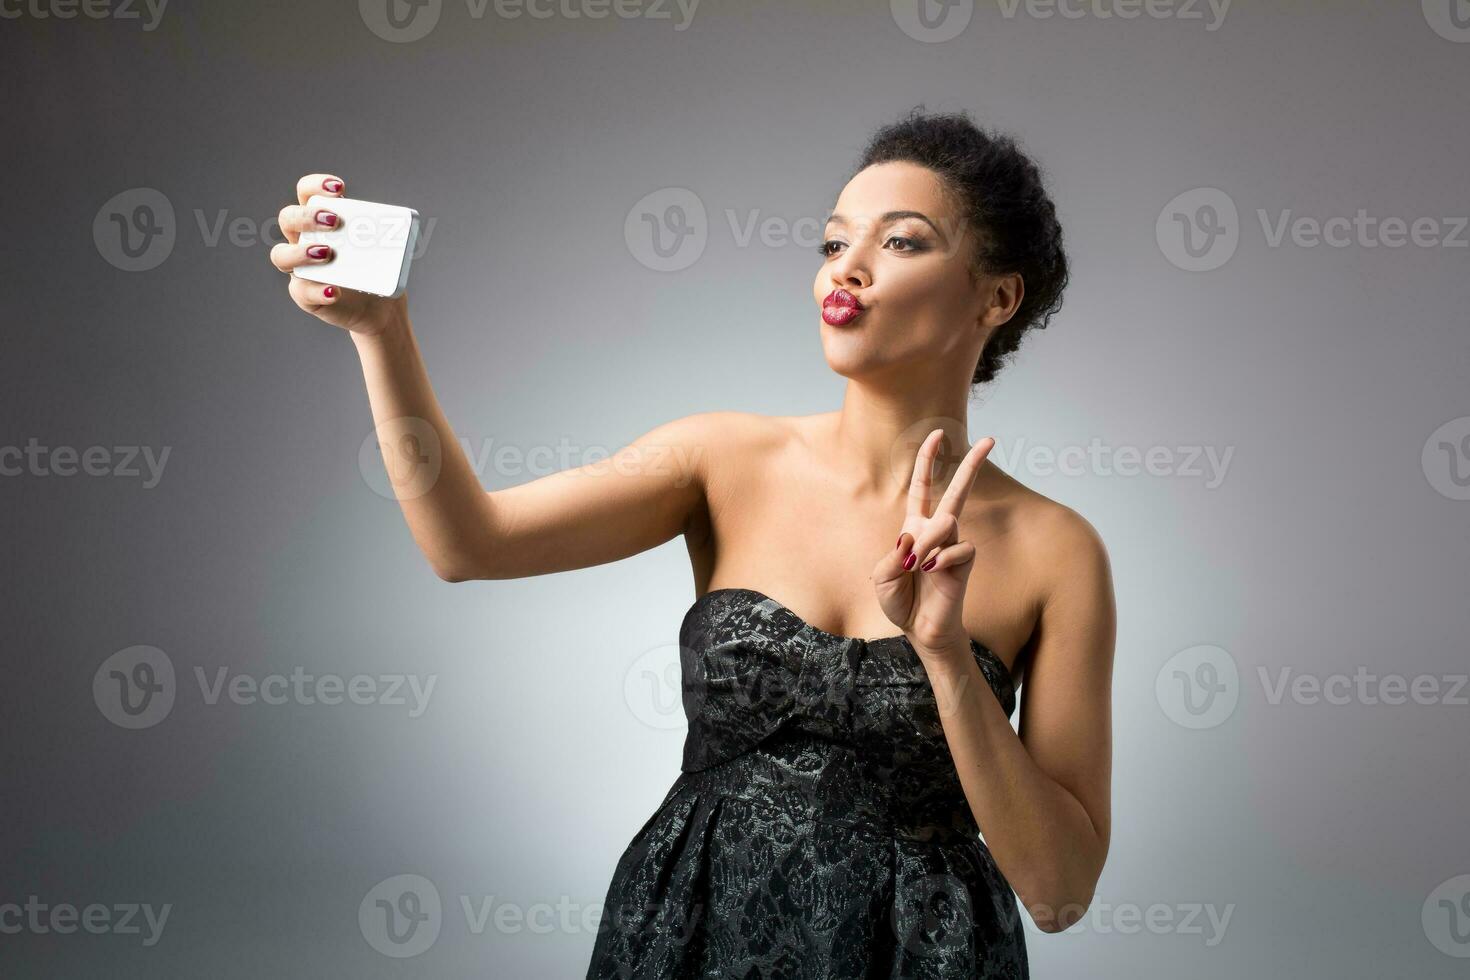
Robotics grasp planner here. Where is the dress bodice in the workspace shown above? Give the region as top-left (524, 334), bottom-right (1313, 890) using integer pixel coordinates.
top-left (677, 587), bottom-right (1018, 840)
top-left (587, 586), bottom-right (1032, 977)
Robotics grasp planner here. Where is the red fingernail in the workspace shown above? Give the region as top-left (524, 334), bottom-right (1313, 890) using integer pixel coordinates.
top-left (323, 178), bottom-right (343, 193)
top-left (323, 285), bottom-right (337, 298)
top-left (316, 210), bottom-right (338, 227)
top-left (903, 553), bottom-right (917, 571)
top-left (921, 557), bottom-right (937, 572)
top-left (306, 245), bottom-right (331, 259)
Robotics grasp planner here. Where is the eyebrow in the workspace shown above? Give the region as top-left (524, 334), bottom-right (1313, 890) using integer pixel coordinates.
top-left (825, 210), bottom-right (946, 242)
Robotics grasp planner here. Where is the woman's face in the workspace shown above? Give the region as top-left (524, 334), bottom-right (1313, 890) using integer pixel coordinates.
top-left (813, 160), bottom-right (1018, 383)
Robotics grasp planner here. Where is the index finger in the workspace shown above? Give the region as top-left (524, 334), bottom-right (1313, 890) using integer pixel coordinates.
top-left (933, 436), bottom-right (995, 521)
top-left (905, 428), bottom-right (945, 520)
top-left (296, 173), bottom-right (345, 207)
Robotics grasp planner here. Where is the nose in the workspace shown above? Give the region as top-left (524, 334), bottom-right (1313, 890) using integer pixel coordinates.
top-left (829, 245), bottom-right (871, 291)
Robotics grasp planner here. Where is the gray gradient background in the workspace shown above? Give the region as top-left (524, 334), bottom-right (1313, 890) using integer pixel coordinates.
top-left (4, 0), bottom-right (1469, 976)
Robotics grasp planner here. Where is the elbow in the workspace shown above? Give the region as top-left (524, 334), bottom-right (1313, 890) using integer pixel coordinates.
top-left (430, 555), bottom-right (484, 583)
top-left (1017, 862), bottom-right (1103, 934)
top-left (1023, 886), bottom-right (1096, 934)
top-left (1029, 893), bottom-right (1099, 934)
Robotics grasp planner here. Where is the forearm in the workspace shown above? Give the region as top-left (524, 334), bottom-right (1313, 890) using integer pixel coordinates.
top-left (919, 646), bottom-right (1106, 932)
top-left (350, 309), bottom-right (498, 580)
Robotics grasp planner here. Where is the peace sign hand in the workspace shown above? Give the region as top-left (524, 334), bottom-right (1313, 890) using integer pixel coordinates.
top-left (872, 428), bottom-right (996, 668)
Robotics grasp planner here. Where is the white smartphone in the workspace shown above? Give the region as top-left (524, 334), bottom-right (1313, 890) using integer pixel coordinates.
top-left (295, 194), bottom-right (420, 298)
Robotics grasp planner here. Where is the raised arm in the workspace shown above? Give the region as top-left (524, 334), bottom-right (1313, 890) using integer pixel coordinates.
top-left (271, 172), bottom-right (714, 583)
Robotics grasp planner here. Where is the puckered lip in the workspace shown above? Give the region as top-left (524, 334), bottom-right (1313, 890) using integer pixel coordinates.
top-left (823, 288), bottom-right (866, 310)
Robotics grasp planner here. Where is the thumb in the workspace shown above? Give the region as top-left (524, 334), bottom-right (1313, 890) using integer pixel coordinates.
top-left (875, 530), bottom-right (918, 591)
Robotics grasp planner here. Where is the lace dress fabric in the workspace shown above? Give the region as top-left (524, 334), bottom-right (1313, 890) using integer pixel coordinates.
top-left (587, 587), bottom-right (1029, 979)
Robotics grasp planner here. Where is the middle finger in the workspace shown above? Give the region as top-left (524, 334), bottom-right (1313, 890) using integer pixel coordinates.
top-left (269, 241), bottom-right (334, 272)
top-left (276, 203), bottom-right (342, 243)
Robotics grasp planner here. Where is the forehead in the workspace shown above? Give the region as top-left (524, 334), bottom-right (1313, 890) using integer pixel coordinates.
top-left (830, 161), bottom-right (952, 218)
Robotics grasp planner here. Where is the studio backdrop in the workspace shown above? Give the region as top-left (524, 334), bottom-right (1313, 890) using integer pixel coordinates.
top-left (4, 1), bottom-right (1469, 977)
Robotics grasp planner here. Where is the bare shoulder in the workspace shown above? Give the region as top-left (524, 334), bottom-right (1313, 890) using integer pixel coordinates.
top-left (1022, 490), bottom-right (1111, 594)
top-left (674, 409), bottom-right (816, 469)
top-left (972, 465), bottom-right (1114, 646)
top-left (986, 473), bottom-right (1115, 692)
top-left (630, 409), bottom-right (784, 470)
top-left (978, 463), bottom-right (1108, 575)
top-left (651, 410), bottom-right (807, 504)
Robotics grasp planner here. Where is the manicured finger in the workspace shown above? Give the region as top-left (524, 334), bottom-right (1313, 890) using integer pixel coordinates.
top-left (908, 512), bottom-right (959, 573)
top-left (296, 173), bottom-right (345, 207)
top-left (882, 530), bottom-right (919, 576)
top-left (276, 203), bottom-right (341, 241)
top-left (288, 272), bottom-right (339, 308)
top-left (920, 539), bottom-right (975, 574)
top-left (905, 428), bottom-right (944, 520)
top-left (933, 436), bottom-right (995, 521)
top-left (269, 241), bottom-right (334, 272)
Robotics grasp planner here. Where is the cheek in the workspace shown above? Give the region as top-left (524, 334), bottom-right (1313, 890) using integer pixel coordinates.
top-left (888, 287), bottom-right (975, 350)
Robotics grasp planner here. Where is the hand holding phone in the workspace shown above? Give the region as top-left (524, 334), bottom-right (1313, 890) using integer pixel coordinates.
top-left (294, 194), bottom-right (420, 299)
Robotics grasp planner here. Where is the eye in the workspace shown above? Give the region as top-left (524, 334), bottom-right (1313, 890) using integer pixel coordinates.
top-left (817, 235), bottom-right (925, 258)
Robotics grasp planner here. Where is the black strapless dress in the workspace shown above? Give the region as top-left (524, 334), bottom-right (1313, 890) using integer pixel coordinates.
top-left (587, 587), bottom-right (1028, 979)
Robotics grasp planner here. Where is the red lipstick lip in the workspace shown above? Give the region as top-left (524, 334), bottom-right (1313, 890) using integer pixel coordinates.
top-left (823, 288), bottom-right (865, 311)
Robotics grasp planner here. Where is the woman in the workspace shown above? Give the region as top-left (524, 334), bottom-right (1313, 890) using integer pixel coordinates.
top-left (270, 107), bottom-right (1115, 978)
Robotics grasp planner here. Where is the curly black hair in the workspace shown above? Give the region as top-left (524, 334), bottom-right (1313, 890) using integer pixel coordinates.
top-left (852, 106), bottom-right (1070, 386)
